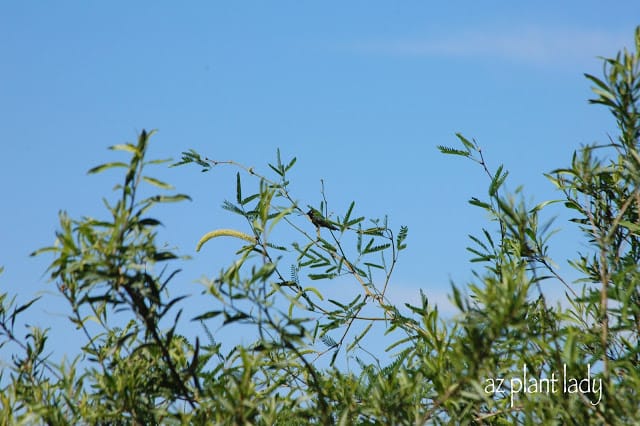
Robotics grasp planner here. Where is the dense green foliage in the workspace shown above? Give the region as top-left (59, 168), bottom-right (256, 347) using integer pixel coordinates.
top-left (1, 28), bottom-right (640, 425)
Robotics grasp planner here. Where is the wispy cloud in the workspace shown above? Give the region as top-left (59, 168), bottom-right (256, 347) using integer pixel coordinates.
top-left (350, 26), bottom-right (630, 66)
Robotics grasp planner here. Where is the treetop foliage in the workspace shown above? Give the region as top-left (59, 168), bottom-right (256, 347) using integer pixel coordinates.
top-left (1, 26), bottom-right (640, 425)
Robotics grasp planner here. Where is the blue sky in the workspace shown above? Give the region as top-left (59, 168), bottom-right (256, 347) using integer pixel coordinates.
top-left (1, 3), bottom-right (639, 365)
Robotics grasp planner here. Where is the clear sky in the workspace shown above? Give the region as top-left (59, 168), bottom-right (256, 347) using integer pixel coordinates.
top-left (1, 3), bottom-right (639, 365)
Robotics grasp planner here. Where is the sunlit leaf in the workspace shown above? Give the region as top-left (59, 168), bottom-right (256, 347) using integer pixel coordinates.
top-left (87, 162), bottom-right (128, 175)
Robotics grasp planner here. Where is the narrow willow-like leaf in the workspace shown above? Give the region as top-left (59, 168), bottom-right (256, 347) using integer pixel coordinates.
top-left (152, 252), bottom-right (177, 261)
top-left (303, 286), bottom-right (323, 300)
top-left (343, 201), bottom-right (355, 225)
top-left (87, 162), bottom-right (128, 175)
top-left (328, 299), bottom-right (347, 309)
top-left (109, 143), bottom-right (139, 154)
top-left (346, 216), bottom-right (365, 228)
top-left (223, 312), bottom-right (250, 325)
top-left (138, 218), bottom-right (162, 227)
top-left (347, 322), bottom-right (372, 352)
top-left (241, 193), bottom-right (260, 205)
top-left (268, 163), bottom-right (282, 177)
top-left (489, 165), bottom-right (507, 196)
top-left (285, 156), bottom-right (297, 172)
top-left (455, 132), bottom-right (476, 151)
top-left (308, 273), bottom-right (336, 280)
top-left (144, 158), bottom-right (172, 166)
top-left (142, 176), bottom-right (174, 190)
top-left (619, 220), bottom-right (640, 234)
top-left (363, 262), bottom-right (384, 270)
top-left (466, 247), bottom-right (492, 262)
top-left (236, 172), bottom-right (242, 204)
top-left (469, 197), bottom-right (491, 210)
top-left (151, 194), bottom-right (192, 203)
top-left (468, 234), bottom-right (489, 252)
top-left (11, 297), bottom-right (41, 328)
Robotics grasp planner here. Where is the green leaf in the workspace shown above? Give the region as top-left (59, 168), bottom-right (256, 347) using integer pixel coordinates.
top-left (171, 149), bottom-right (211, 171)
top-left (455, 132), bottom-right (476, 151)
top-left (530, 199), bottom-right (559, 213)
top-left (359, 227), bottom-right (385, 236)
top-left (11, 297), bottom-right (41, 328)
top-left (488, 165), bottom-right (508, 196)
top-left (268, 207), bottom-right (294, 234)
top-left (563, 332), bottom-right (577, 363)
top-left (138, 218), bottom-right (162, 227)
top-left (342, 201), bottom-right (355, 224)
top-left (437, 145), bottom-right (471, 157)
top-left (308, 273), bottom-right (336, 280)
top-left (451, 285), bottom-right (465, 311)
top-left (584, 73), bottom-right (612, 93)
top-left (397, 225), bottom-right (408, 250)
top-left (144, 158), bottom-right (172, 165)
top-left (87, 162), bottom-right (128, 175)
top-left (222, 200), bottom-right (244, 215)
top-left (285, 156), bottom-right (297, 172)
top-left (192, 311), bottom-right (223, 321)
top-left (467, 247), bottom-right (492, 262)
top-left (328, 299), bottom-right (347, 309)
top-left (346, 216), bottom-right (365, 228)
top-left (321, 335), bottom-right (338, 348)
top-left (347, 322), bottom-right (372, 352)
top-left (363, 242), bottom-right (390, 254)
top-left (268, 164), bottom-right (279, 176)
top-left (223, 312), bottom-right (250, 325)
top-left (142, 176), bottom-right (174, 190)
top-left (619, 220), bottom-right (640, 234)
top-left (241, 194), bottom-right (260, 205)
top-left (109, 143), bottom-right (139, 154)
top-left (563, 200), bottom-right (582, 211)
top-left (468, 234), bottom-right (489, 252)
top-left (236, 172), bottom-right (242, 204)
top-left (303, 286), bottom-right (323, 300)
top-left (363, 262), bottom-right (384, 269)
top-left (468, 197), bottom-right (491, 210)
top-left (151, 194), bottom-right (191, 203)
top-left (152, 251), bottom-right (177, 261)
